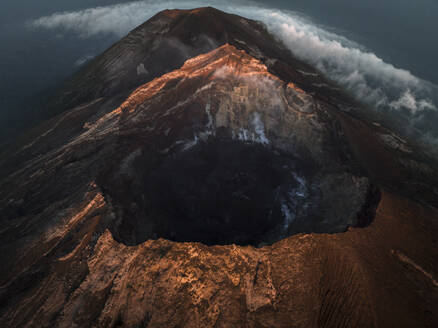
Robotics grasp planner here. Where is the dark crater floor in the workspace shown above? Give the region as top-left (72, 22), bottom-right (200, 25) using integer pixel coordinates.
top-left (100, 139), bottom-right (381, 246)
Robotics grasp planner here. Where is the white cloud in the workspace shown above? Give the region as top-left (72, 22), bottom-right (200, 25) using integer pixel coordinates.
top-left (389, 90), bottom-right (436, 113)
top-left (74, 54), bottom-right (94, 66)
top-left (32, 1), bottom-right (161, 38)
top-left (241, 9), bottom-right (437, 114)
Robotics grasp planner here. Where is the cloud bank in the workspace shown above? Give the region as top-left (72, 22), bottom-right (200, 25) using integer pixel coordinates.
top-left (30, 0), bottom-right (438, 154)
top-left (74, 54), bottom-right (95, 66)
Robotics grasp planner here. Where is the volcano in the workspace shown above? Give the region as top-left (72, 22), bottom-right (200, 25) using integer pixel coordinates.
top-left (0, 7), bottom-right (437, 328)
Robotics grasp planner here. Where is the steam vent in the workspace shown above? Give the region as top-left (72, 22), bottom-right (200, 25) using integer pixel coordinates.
top-left (1, 7), bottom-right (437, 328)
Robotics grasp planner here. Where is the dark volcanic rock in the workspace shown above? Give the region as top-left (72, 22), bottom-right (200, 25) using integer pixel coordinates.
top-left (0, 7), bottom-right (437, 328)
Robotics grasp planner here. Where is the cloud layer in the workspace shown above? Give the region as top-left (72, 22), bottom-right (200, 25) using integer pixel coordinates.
top-left (30, 0), bottom-right (438, 153)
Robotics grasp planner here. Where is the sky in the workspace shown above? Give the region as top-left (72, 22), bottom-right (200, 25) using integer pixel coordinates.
top-left (0, 0), bottom-right (437, 152)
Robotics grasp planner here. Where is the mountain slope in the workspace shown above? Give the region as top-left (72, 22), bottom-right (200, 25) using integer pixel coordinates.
top-left (0, 7), bottom-right (437, 328)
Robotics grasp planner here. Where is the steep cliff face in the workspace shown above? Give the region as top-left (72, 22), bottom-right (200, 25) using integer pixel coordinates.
top-left (0, 7), bottom-right (437, 328)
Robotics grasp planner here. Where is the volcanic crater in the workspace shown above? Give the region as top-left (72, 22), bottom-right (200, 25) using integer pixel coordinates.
top-left (100, 136), bottom-right (381, 247)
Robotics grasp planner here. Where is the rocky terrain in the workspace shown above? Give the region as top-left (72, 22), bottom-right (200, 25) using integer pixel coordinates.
top-left (0, 7), bottom-right (437, 328)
